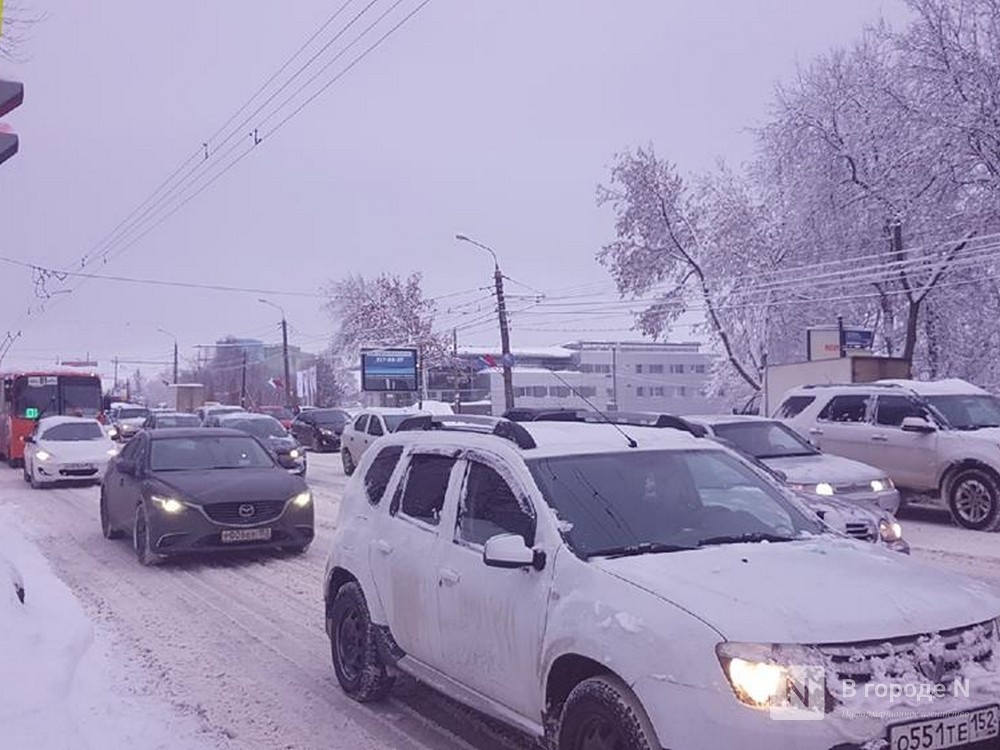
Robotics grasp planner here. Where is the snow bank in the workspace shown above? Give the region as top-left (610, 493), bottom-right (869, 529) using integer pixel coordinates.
top-left (0, 509), bottom-right (220, 750)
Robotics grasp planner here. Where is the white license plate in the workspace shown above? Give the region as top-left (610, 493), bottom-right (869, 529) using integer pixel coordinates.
top-left (888, 705), bottom-right (999, 750)
top-left (64, 463), bottom-right (92, 470)
top-left (220, 527), bottom-right (272, 543)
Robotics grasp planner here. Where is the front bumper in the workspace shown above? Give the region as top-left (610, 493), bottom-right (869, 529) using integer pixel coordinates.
top-left (313, 433), bottom-right (340, 451)
top-left (145, 498), bottom-right (314, 555)
top-left (36, 460), bottom-right (108, 483)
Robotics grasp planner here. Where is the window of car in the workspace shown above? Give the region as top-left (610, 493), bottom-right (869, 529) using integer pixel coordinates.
top-left (817, 394), bottom-right (871, 423)
top-left (456, 461), bottom-right (535, 547)
top-left (155, 414), bottom-right (200, 428)
top-left (297, 413), bottom-right (315, 426)
top-left (383, 413), bottom-right (417, 432)
top-left (225, 416), bottom-right (287, 439)
top-left (116, 407), bottom-right (149, 420)
top-left (364, 446), bottom-right (403, 506)
top-left (353, 414), bottom-right (369, 432)
top-left (41, 421), bottom-right (105, 441)
top-left (150, 436), bottom-right (274, 471)
top-left (874, 395), bottom-right (929, 427)
top-left (774, 395), bottom-right (815, 419)
top-left (711, 421), bottom-right (817, 459)
top-left (392, 454), bottom-right (457, 526)
top-left (117, 434), bottom-right (142, 462)
top-left (367, 417), bottom-right (384, 437)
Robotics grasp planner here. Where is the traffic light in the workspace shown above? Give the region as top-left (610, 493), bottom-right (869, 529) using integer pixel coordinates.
top-left (0, 79), bottom-right (24, 167)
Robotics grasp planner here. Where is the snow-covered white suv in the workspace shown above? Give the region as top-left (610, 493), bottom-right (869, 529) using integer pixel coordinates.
top-left (779, 379), bottom-right (1000, 530)
top-left (324, 414), bottom-right (1000, 750)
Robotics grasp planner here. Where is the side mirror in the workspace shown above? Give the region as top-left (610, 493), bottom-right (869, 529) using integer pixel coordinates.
top-left (117, 459), bottom-right (136, 476)
top-left (901, 416), bottom-right (936, 433)
top-left (483, 533), bottom-right (545, 571)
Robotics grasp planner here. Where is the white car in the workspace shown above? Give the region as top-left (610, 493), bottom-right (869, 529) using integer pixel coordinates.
top-left (339, 407), bottom-right (427, 476)
top-left (324, 414), bottom-right (1000, 750)
top-left (779, 379), bottom-right (1000, 530)
top-left (23, 416), bottom-right (118, 488)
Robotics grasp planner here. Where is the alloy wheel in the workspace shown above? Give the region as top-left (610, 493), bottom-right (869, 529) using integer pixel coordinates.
top-left (954, 478), bottom-right (994, 525)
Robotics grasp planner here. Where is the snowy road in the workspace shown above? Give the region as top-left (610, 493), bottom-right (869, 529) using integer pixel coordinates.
top-left (4, 455), bottom-right (1000, 750)
top-left (0, 453), bottom-right (540, 750)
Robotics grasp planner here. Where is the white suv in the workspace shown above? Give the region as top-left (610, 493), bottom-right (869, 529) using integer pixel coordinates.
top-left (779, 379), bottom-right (1000, 530)
top-left (324, 414), bottom-right (1000, 750)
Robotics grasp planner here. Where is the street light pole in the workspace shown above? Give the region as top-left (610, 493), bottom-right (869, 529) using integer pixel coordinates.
top-left (258, 298), bottom-right (296, 410)
top-left (455, 234), bottom-right (515, 412)
top-left (157, 328), bottom-right (179, 384)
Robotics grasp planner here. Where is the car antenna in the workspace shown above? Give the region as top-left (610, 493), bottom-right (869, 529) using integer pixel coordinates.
top-left (544, 369), bottom-right (638, 448)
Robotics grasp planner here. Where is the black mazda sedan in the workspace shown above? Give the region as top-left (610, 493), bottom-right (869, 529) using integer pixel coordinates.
top-left (99, 428), bottom-right (314, 565)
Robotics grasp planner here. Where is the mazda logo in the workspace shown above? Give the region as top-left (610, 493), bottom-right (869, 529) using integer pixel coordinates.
top-left (238, 503), bottom-right (256, 518)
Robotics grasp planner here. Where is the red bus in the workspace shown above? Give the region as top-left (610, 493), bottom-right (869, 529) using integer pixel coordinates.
top-left (0, 371), bottom-right (104, 467)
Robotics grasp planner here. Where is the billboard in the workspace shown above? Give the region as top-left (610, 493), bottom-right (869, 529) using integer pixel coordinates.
top-left (361, 348), bottom-right (418, 392)
top-left (807, 326), bottom-right (874, 361)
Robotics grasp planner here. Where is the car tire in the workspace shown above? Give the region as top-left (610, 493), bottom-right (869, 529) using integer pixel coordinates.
top-left (948, 467), bottom-right (1000, 531)
top-left (29, 464), bottom-right (45, 490)
top-left (133, 506), bottom-right (162, 566)
top-left (22, 463), bottom-right (30, 483)
top-left (330, 582), bottom-right (394, 702)
top-left (558, 675), bottom-right (659, 750)
top-left (342, 448), bottom-right (355, 476)
top-left (100, 491), bottom-right (124, 540)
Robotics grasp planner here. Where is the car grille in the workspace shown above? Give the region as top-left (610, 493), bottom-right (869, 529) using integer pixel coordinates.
top-left (203, 500), bottom-right (286, 526)
top-left (822, 620), bottom-right (996, 691)
top-left (59, 468), bottom-right (98, 477)
top-left (844, 521), bottom-right (877, 542)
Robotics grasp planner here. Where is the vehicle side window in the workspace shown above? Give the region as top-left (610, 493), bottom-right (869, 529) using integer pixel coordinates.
top-left (456, 461), bottom-right (535, 547)
top-left (774, 396), bottom-right (815, 419)
top-left (364, 446), bottom-right (403, 506)
top-left (118, 437), bottom-right (140, 461)
top-left (300, 414), bottom-right (314, 426)
top-left (393, 454), bottom-right (456, 526)
top-left (367, 417), bottom-right (384, 437)
top-left (354, 415), bottom-right (369, 432)
top-left (817, 395), bottom-right (870, 423)
top-left (875, 395), bottom-right (927, 427)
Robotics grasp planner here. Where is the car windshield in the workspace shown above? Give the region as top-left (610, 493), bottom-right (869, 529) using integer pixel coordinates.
top-left (156, 414), bottom-right (200, 428)
top-left (150, 436), bottom-right (275, 471)
top-left (313, 410), bottom-right (349, 426)
top-left (261, 406), bottom-right (293, 420)
top-left (711, 421), bottom-right (818, 459)
top-left (926, 395), bottom-right (1000, 430)
top-left (384, 413), bottom-right (419, 432)
top-left (41, 422), bottom-right (105, 441)
top-left (117, 408), bottom-right (149, 420)
top-left (226, 417), bottom-right (287, 439)
top-left (527, 449), bottom-right (822, 558)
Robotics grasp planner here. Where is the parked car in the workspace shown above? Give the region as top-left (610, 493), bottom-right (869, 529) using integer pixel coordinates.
top-left (210, 412), bottom-right (306, 476)
top-left (22, 416), bottom-right (118, 489)
top-left (339, 408), bottom-right (425, 475)
top-left (257, 405), bottom-right (295, 430)
top-left (142, 411), bottom-right (201, 430)
top-left (100, 428), bottom-right (313, 564)
top-left (324, 414), bottom-right (1000, 750)
top-left (779, 378), bottom-right (1000, 530)
top-left (107, 403), bottom-right (150, 442)
top-left (289, 408), bottom-right (351, 453)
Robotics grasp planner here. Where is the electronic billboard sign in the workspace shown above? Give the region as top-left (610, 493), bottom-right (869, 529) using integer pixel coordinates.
top-left (361, 348), bottom-right (419, 392)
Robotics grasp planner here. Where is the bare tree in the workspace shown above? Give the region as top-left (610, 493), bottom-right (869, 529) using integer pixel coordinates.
top-left (0, 2), bottom-right (44, 62)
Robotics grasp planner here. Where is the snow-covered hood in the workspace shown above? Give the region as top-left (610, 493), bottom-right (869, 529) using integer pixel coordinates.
top-left (151, 468), bottom-right (304, 505)
top-left (764, 453), bottom-right (885, 485)
top-left (595, 539), bottom-right (1000, 643)
top-left (38, 439), bottom-right (114, 462)
top-left (955, 426), bottom-right (1000, 444)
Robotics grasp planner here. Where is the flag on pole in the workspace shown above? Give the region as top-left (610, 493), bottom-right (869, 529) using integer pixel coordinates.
top-left (268, 377), bottom-right (283, 390)
top-left (477, 354), bottom-right (497, 370)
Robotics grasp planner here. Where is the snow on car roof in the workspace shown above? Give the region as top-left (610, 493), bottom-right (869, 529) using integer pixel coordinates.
top-left (683, 414), bottom-right (777, 426)
top-left (36, 415), bottom-right (101, 427)
top-left (875, 378), bottom-right (987, 395)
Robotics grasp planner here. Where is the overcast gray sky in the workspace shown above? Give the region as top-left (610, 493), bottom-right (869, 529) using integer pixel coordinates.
top-left (0, 0), bottom-right (909, 382)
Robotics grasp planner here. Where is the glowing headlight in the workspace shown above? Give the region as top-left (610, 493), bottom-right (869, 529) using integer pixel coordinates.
top-left (319, 428), bottom-right (334, 436)
top-left (151, 495), bottom-right (185, 514)
top-left (814, 482), bottom-right (835, 496)
top-left (108, 428), bottom-right (118, 438)
top-left (728, 658), bottom-right (787, 706)
top-left (879, 518), bottom-right (903, 542)
top-left (717, 643), bottom-right (822, 709)
top-left (289, 448), bottom-right (301, 460)
top-left (871, 478), bottom-right (892, 493)
top-left (36, 449), bottom-right (52, 462)
top-left (291, 491), bottom-right (312, 508)
top-left (106, 448), bottom-right (119, 456)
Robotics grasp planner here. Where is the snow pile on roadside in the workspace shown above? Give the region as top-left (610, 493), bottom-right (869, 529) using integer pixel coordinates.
top-left (0, 509), bottom-right (221, 750)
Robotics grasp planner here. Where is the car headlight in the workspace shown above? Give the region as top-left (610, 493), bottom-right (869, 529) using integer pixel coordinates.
top-left (291, 491), bottom-right (312, 508)
top-left (108, 427), bottom-right (118, 438)
top-left (814, 482), bottom-right (835, 496)
top-left (289, 448), bottom-right (301, 460)
top-left (717, 643), bottom-right (823, 709)
top-left (151, 495), bottom-right (186, 514)
top-left (36, 449), bottom-right (52, 462)
top-left (319, 428), bottom-right (334, 436)
top-left (106, 447), bottom-right (119, 456)
top-left (879, 518), bottom-right (903, 542)
top-left (870, 478), bottom-right (893, 493)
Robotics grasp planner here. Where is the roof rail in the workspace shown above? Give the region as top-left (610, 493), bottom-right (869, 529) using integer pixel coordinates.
top-left (799, 382), bottom-right (903, 390)
top-left (502, 407), bottom-right (588, 423)
top-left (395, 414), bottom-right (537, 450)
top-left (558, 410), bottom-right (707, 438)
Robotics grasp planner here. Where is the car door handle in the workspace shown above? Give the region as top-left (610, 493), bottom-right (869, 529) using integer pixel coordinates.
top-left (439, 568), bottom-right (461, 586)
top-left (375, 539), bottom-right (393, 555)
top-left (871, 434), bottom-right (889, 442)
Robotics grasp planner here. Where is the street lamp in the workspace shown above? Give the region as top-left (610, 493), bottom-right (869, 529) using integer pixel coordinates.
top-left (258, 298), bottom-right (295, 409)
top-left (156, 327), bottom-right (179, 384)
top-left (454, 233), bottom-right (515, 412)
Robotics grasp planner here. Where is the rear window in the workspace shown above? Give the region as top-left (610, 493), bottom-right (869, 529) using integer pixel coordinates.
top-left (364, 446), bottom-right (403, 506)
top-left (774, 395), bottom-right (815, 419)
top-left (41, 422), bottom-right (105, 441)
top-left (817, 395), bottom-right (870, 423)
top-left (156, 414), bottom-right (201, 428)
top-left (394, 454), bottom-right (456, 525)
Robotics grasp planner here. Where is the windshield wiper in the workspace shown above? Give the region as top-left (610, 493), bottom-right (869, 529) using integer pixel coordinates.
top-left (587, 541), bottom-right (696, 559)
top-left (697, 532), bottom-right (795, 547)
top-left (758, 451), bottom-right (817, 459)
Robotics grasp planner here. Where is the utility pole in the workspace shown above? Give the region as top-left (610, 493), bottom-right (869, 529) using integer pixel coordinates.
top-left (113, 356), bottom-right (120, 392)
top-left (259, 298), bottom-right (297, 410)
top-left (611, 344), bottom-right (619, 411)
top-left (456, 234), bottom-right (515, 412)
top-left (240, 350), bottom-right (248, 407)
top-left (173, 340), bottom-right (179, 384)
